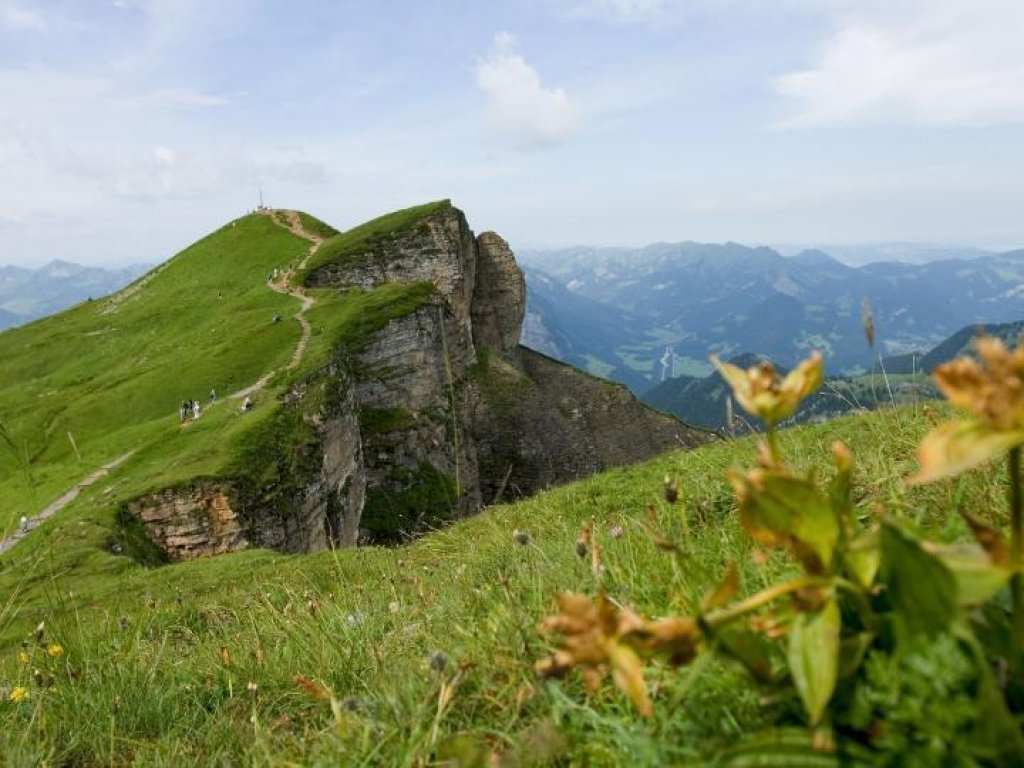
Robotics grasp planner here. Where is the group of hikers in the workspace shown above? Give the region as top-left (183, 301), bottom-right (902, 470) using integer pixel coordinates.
top-left (178, 389), bottom-right (253, 423)
top-left (179, 397), bottom-right (205, 423)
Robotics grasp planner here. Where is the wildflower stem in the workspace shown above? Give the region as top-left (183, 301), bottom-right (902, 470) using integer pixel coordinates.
top-left (1008, 447), bottom-right (1024, 646)
top-left (1010, 447), bottom-right (1022, 564)
top-left (766, 426), bottom-right (781, 465)
top-left (703, 576), bottom-right (827, 629)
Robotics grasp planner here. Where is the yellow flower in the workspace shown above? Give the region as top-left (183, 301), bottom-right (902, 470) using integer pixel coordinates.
top-left (46, 643), bottom-right (64, 658)
top-left (710, 351), bottom-right (824, 426)
top-left (9, 686), bottom-right (29, 702)
top-left (17, 650), bottom-right (29, 664)
top-left (910, 336), bottom-right (1024, 484)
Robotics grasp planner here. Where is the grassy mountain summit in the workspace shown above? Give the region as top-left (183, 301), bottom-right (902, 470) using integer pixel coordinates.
top-left (0, 213), bottom-right (310, 534)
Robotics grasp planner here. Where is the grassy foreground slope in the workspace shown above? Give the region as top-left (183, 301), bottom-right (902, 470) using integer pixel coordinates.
top-left (1, 403), bottom-right (1000, 765)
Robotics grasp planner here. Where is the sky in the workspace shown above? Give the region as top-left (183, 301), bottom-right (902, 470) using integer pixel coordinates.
top-left (1, 0), bottom-right (1024, 267)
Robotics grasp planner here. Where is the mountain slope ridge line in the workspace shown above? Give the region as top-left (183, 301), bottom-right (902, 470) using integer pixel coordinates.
top-left (229, 209), bottom-right (323, 399)
top-left (1, 209), bottom-right (320, 550)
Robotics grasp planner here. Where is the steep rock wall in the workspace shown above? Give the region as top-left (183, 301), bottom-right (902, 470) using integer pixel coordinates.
top-left (471, 232), bottom-right (525, 357)
top-left (353, 298), bottom-right (480, 541)
top-left (470, 348), bottom-right (709, 503)
top-left (306, 203), bottom-right (478, 355)
top-left (129, 202), bottom-right (714, 559)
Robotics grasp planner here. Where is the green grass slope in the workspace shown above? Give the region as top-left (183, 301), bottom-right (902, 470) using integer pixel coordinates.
top-left (0, 214), bottom-right (311, 533)
top-left (0, 209), bottom-right (440, 538)
top-left (0, 403), bottom-right (1002, 764)
top-left (297, 199), bottom-right (451, 281)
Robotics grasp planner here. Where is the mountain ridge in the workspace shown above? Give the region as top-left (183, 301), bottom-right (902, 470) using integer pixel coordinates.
top-left (521, 240), bottom-right (1024, 390)
top-left (0, 202), bottom-right (709, 564)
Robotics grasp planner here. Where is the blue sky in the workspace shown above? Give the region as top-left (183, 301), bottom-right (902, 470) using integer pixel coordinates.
top-left (1, 0), bottom-right (1023, 266)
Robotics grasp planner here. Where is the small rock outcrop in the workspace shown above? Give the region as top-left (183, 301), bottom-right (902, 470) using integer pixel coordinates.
top-left (471, 232), bottom-right (525, 356)
top-left (129, 485), bottom-right (245, 561)
top-left (129, 201), bottom-right (714, 558)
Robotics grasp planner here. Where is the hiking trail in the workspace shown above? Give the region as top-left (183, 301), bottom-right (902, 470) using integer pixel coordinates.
top-left (1, 208), bottom-right (323, 552)
top-left (230, 210), bottom-right (324, 399)
top-left (1, 211), bottom-right (325, 553)
top-left (0, 450), bottom-right (136, 554)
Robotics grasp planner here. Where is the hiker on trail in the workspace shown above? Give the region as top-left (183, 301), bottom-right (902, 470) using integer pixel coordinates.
top-left (243, 396), bottom-right (253, 413)
top-left (19, 516), bottom-right (28, 533)
top-left (193, 400), bottom-right (201, 419)
top-left (209, 389), bottom-right (217, 404)
top-left (180, 401), bottom-right (189, 423)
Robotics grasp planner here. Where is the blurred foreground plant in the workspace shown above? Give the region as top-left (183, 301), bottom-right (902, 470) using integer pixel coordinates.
top-left (538, 338), bottom-right (1024, 764)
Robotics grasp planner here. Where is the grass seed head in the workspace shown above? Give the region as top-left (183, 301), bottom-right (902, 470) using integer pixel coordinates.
top-left (663, 476), bottom-right (679, 504)
top-left (429, 650), bottom-right (450, 673)
top-left (861, 297), bottom-right (875, 349)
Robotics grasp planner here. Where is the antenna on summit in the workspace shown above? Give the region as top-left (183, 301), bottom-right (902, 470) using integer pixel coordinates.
top-left (258, 187), bottom-right (266, 211)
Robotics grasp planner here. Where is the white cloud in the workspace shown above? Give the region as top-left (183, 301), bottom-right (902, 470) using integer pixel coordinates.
top-left (774, 0), bottom-right (1024, 127)
top-left (0, 1), bottom-right (46, 31)
top-left (475, 32), bottom-right (581, 150)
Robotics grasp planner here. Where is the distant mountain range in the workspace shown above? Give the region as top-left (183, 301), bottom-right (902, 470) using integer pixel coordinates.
top-left (642, 321), bottom-right (1024, 431)
top-left (0, 260), bottom-right (150, 330)
top-left (519, 241), bottom-right (1024, 392)
top-left (770, 243), bottom-right (996, 267)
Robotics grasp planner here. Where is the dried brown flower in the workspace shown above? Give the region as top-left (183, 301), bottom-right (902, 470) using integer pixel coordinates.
top-left (910, 335), bottom-right (1024, 483)
top-left (934, 335), bottom-right (1024, 431)
top-left (536, 592), bottom-right (701, 716)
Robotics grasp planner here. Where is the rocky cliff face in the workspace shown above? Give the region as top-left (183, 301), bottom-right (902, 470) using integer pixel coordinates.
top-left (130, 373), bottom-right (366, 560)
top-left (129, 202), bottom-right (714, 558)
top-left (470, 348), bottom-right (707, 503)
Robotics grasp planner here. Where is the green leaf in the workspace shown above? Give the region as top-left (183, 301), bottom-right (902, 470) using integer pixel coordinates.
top-left (716, 626), bottom-right (775, 682)
top-left (880, 523), bottom-right (958, 643)
top-left (970, 648), bottom-right (1024, 762)
top-left (715, 727), bottom-right (874, 766)
top-left (837, 633), bottom-right (872, 680)
top-left (907, 419), bottom-right (1024, 485)
top-left (929, 542), bottom-right (1013, 605)
top-left (738, 472), bottom-right (840, 573)
top-left (787, 596), bottom-right (840, 726)
top-left (844, 531), bottom-right (879, 589)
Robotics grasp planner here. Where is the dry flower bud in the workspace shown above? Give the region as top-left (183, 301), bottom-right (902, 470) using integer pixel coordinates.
top-left (664, 476), bottom-right (679, 503)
